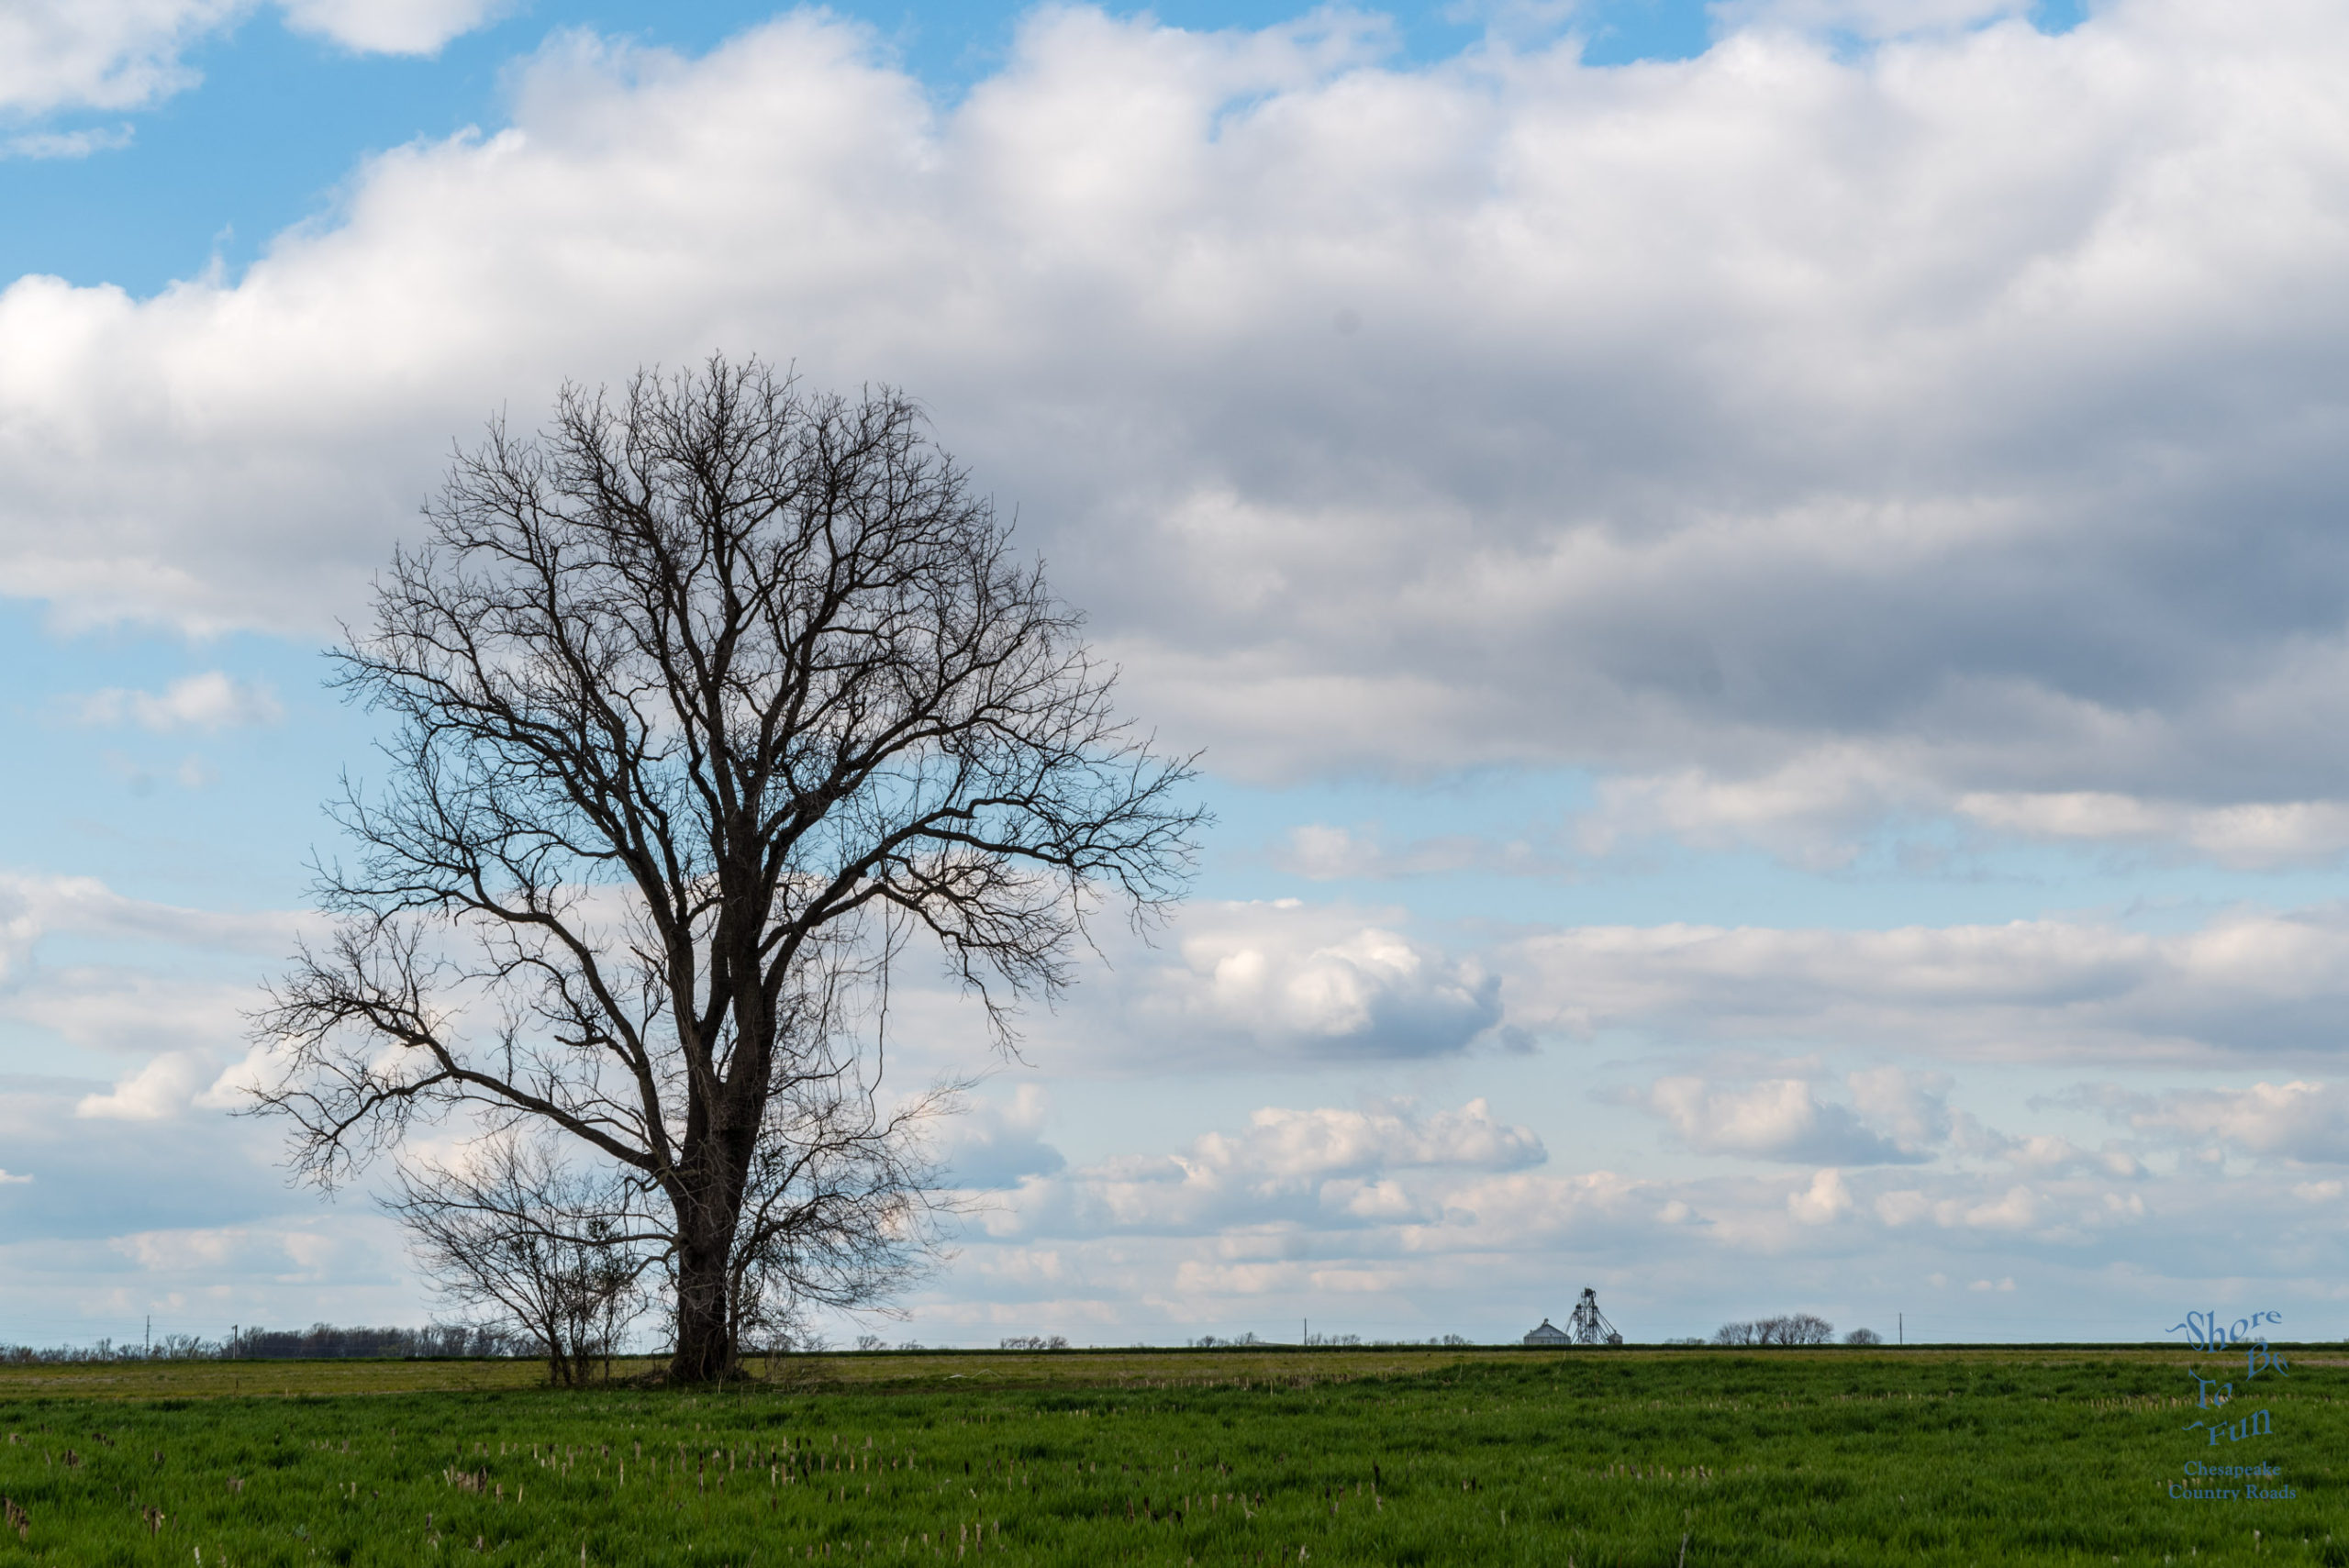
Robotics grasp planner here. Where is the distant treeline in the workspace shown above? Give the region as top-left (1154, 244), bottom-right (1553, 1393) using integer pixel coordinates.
top-left (0, 1323), bottom-right (529, 1363)
top-left (1703, 1314), bottom-right (1884, 1347)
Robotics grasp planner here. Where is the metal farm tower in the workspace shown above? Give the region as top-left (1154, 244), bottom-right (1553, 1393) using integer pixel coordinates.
top-left (1566, 1286), bottom-right (1622, 1345)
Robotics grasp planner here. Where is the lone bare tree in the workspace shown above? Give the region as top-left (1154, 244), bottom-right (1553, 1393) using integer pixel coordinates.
top-left (252, 356), bottom-right (1201, 1382)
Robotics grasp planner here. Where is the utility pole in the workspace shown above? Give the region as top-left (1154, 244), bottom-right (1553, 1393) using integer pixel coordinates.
top-left (145, 1316), bottom-right (150, 1359)
top-left (1898, 1312), bottom-right (1903, 1346)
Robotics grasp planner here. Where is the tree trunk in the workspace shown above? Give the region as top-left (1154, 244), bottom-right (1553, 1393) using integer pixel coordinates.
top-left (669, 1196), bottom-right (740, 1383)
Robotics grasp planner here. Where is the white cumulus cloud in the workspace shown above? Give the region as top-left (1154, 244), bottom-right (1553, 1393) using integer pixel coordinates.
top-left (275, 0), bottom-right (508, 55)
top-left (936, 1084), bottom-right (1067, 1191)
top-left (72, 671), bottom-right (283, 731)
top-left (1637, 1076), bottom-right (1920, 1164)
top-left (0, 0), bottom-right (504, 117)
top-left (74, 1050), bottom-right (222, 1119)
top-left (1787, 1167), bottom-right (1852, 1224)
top-left (987, 1096), bottom-right (1544, 1240)
top-left (1099, 899), bottom-right (1504, 1062)
top-left (3, 123), bottom-right (135, 160)
top-left (1193, 1098), bottom-right (1546, 1181)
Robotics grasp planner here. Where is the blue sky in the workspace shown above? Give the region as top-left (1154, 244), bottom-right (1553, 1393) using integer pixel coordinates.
top-left (2, 0), bottom-right (2344, 1351)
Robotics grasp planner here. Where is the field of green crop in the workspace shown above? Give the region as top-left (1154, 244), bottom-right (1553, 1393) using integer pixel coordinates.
top-left (0, 1346), bottom-right (2339, 1565)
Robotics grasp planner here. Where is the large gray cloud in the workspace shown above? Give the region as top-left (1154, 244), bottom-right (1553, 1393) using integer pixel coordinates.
top-left (1503, 905), bottom-right (2349, 1063)
top-left (856, 888), bottom-right (2349, 1075)
top-left (2065, 1078), bottom-right (2349, 1165)
top-left (5, 2), bottom-right (2349, 857)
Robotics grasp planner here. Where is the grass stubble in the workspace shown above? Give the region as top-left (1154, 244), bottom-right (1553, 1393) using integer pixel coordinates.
top-left (0, 1346), bottom-right (2338, 1565)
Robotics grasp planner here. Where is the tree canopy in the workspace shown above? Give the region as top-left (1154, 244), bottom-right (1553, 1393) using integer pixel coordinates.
top-left (253, 357), bottom-right (1202, 1380)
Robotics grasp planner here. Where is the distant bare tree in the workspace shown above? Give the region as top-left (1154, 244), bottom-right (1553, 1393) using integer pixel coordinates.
top-left (1762, 1313), bottom-right (1835, 1346)
top-left (252, 356), bottom-right (1201, 1383)
top-left (1716, 1313), bottom-right (1836, 1347)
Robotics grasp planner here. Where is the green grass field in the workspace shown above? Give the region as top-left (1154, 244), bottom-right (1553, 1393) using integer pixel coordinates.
top-left (0, 1346), bottom-right (2337, 1565)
